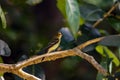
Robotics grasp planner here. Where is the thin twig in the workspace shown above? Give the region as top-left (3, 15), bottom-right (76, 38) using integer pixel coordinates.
top-left (14, 69), bottom-right (41, 80)
top-left (93, 2), bottom-right (119, 27)
top-left (77, 37), bottom-right (104, 49)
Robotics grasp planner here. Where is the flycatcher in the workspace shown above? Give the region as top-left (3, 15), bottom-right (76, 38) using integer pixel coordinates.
top-left (38, 32), bottom-right (62, 54)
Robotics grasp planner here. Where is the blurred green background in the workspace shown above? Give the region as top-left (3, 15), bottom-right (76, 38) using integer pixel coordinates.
top-left (0, 0), bottom-right (120, 80)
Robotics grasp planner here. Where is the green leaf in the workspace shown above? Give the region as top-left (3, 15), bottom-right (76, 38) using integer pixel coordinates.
top-left (108, 61), bottom-right (112, 74)
top-left (108, 18), bottom-right (120, 33)
top-left (0, 6), bottom-right (7, 29)
top-left (96, 54), bottom-right (113, 80)
top-left (0, 57), bottom-right (4, 76)
top-left (83, 0), bottom-right (113, 8)
top-left (96, 58), bottom-right (107, 80)
top-left (96, 45), bottom-right (120, 66)
top-left (57, 0), bottom-right (66, 18)
top-left (79, 17), bottom-right (85, 25)
top-left (66, 0), bottom-right (80, 38)
top-left (98, 35), bottom-right (120, 47)
top-left (0, 56), bottom-right (3, 63)
top-left (80, 3), bottom-right (103, 21)
top-left (96, 45), bottom-right (106, 57)
top-left (96, 72), bottom-right (104, 80)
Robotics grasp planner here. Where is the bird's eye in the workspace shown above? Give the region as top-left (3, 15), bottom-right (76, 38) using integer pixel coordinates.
top-left (58, 32), bottom-right (61, 35)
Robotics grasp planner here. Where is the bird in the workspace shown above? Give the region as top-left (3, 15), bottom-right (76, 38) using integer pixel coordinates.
top-left (38, 32), bottom-right (62, 55)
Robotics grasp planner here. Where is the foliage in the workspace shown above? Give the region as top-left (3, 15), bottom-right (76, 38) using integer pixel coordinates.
top-left (0, 0), bottom-right (120, 80)
top-left (0, 5), bottom-right (7, 29)
top-left (96, 45), bottom-right (119, 66)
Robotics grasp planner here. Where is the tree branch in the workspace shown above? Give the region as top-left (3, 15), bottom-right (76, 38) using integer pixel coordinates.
top-left (0, 37), bottom-right (109, 80)
top-left (93, 2), bottom-right (119, 27)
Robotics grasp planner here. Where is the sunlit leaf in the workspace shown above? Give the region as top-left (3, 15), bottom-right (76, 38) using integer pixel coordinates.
top-left (66, 0), bottom-right (80, 38)
top-left (0, 6), bottom-right (7, 29)
top-left (79, 17), bottom-right (85, 25)
top-left (109, 61), bottom-right (112, 74)
top-left (96, 45), bottom-right (106, 57)
top-left (0, 57), bottom-right (3, 76)
top-left (96, 45), bottom-right (120, 66)
top-left (57, 0), bottom-right (66, 18)
top-left (0, 56), bottom-right (3, 63)
top-left (0, 76), bottom-right (4, 79)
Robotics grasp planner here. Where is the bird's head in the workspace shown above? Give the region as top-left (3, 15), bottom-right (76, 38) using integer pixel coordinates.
top-left (57, 32), bottom-right (62, 39)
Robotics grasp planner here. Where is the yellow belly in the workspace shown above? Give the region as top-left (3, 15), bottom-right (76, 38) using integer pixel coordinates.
top-left (47, 41), bottom-right (60, 53)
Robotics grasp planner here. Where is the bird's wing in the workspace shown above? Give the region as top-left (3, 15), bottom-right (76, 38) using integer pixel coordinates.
top-left (45, 38), bottom-right (59, 52)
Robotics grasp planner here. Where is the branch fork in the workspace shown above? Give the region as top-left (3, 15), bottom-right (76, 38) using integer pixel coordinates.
top-left (0, 37), bottom-right (108, 80)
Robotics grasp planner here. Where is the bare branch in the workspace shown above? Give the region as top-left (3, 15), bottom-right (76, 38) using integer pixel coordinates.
top-left (78, 37), bottom-right (104, 49)
top-left (73, 48), bottom-right (108, 76)
top-left (0, 37), bottom-right (109, 79)
top-left (15, 50), bottom-right (75, 69)
top-left (14, 69), bottom-right (41, 80)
